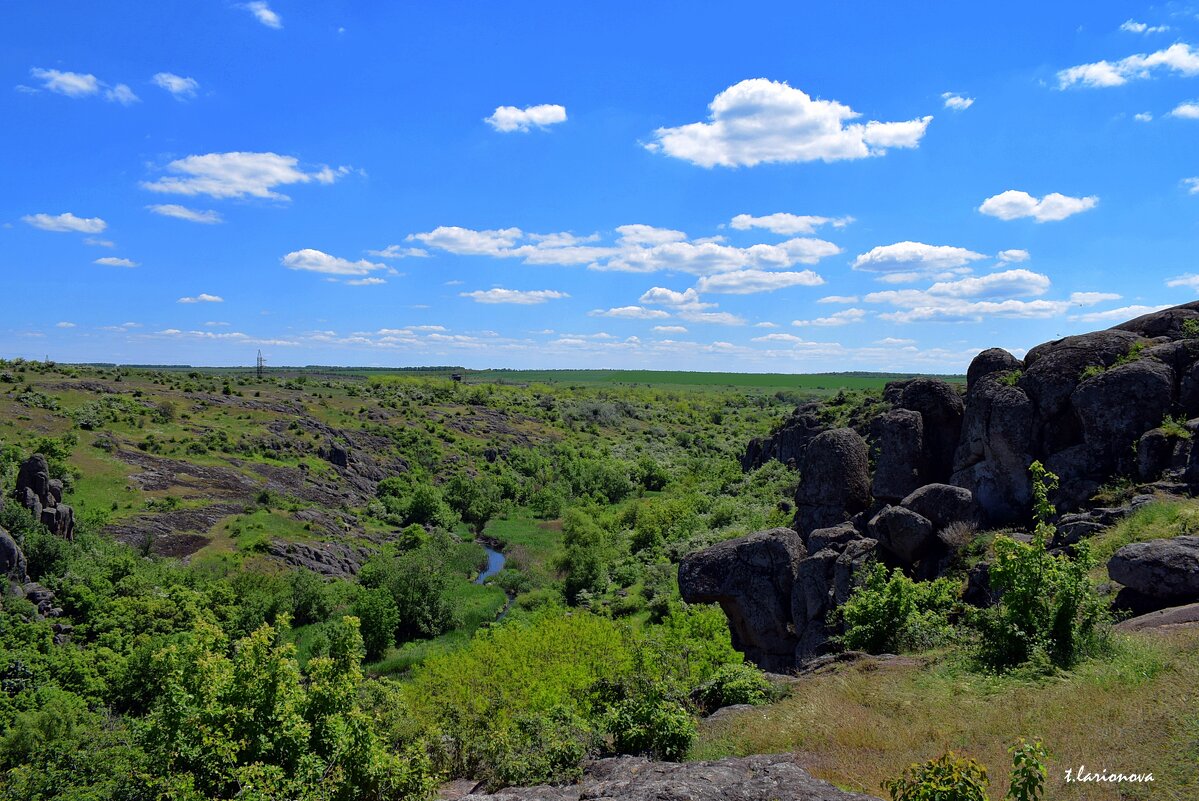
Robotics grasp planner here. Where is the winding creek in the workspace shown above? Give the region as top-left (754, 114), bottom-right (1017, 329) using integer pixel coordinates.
top-left (475, 543), bottom-right (506, 584)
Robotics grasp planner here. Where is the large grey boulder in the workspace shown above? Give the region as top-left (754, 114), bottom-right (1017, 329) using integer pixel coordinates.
top-left (1137, 427), bottom-right (1194, 481)
top-left (1072, 358), bottom-right (1175, 476)
top-left (458, 754), bottom-right (881, 801)
top-left (951, 374), bottom-right (1035, 525)
top-left (1, 526), bottom-right (27, 583)
top-left (897, 378), bottom-right (964, 483)
top-left (742, 402), bottom-right (827, 471)
top-left (966, 348), bottom-right (1022, 393)
top-left (13, 454), bottom-right (74, 540)
top-left (868, 505), bottom-right (935, 565)
top-left (794, 428), bottom-right (870, 535)
top-left (1111, 301), bottom-right (1199, 339)
top-left (1021, 329), bottom-right (1144, 426)
top-left (792, 538), bottom-right (878, 661)
top-left (679, 528), bottom-right (807, 671)
top-left (870, 409), bottom-right (924, 502)
top-left (900, 483), bottom-right (980, 531)
top-left (1109, 536), bottom-right (1199, 602)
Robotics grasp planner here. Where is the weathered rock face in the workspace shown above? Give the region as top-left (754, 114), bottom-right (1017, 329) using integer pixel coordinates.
top-left (868, 506), bottom-right (934, 565)
top-left (794, 429), bottom-right (870, 535)
top-left (897, 378), bottom-right (964, 484)
top-left (1109, 536), bottom-right (1199, 605)
top-left (792, 538), bottom-right (877, 661)
top-left (702, 302), bottom-right (1199, 669)
top-left (1137, 426), bottom-right (1195, 482)
top-left (966, 347), bottom-right (1022, 393)
top-left (458, 754), bottom-right (881, 801)
top-left (952, 374), bottom-right (1035, 525)
top-left (870, 409), bottom-right (924, 502)
top-left (14, 454), bottom-right (74, 539)
top-left (678, 529), bottom-right (807, 672)
top-left (1, 526), bottom-right (28, 583)
top-left (899, 483), bottom-right (980, 531)
top-left (742, 402), bottom-right (827, 471)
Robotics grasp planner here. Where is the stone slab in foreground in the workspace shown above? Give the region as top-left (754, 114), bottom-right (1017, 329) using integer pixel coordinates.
top-left (456, 754), bottom-right (881, 801)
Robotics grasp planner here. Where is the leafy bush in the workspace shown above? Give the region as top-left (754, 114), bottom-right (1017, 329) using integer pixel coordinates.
top-left (883, 752), bottom-right (990, 801)
top-left (972, 462), bottom-right (1110, 670)
top-left (693, 662), bottom-right (772, 711)
top-left (600, 677), bottom-right (696, 761)
top-left (882, 738), bottom-right (1048, 801)
top-left (838, 563), bottom-right (959, 654)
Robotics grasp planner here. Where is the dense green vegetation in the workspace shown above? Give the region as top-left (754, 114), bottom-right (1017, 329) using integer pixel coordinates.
top-left (0, 357), bottom-right (833, 798)
top-left (0, 357), bottom-right (1193, 800)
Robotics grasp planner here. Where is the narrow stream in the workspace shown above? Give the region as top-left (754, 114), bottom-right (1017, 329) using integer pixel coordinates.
top-left (475, 543), bottom-right (506, 584)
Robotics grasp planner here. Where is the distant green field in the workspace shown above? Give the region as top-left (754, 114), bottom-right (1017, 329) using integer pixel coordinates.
top-left (460, 369), bottom-right (963, 393)
top-left (114, 365), bottom-right (964, 394)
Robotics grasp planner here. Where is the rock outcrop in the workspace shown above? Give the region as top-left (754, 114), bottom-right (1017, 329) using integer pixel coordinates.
top-left (678, 529), bottom-right (807, 671)
top-left (700, 302), bottom-right (1199, 669)
top-left (457, 754), bottom-right (880, 801)
top-left (742, 403), bottom-right (827, 471)
top-left (794, 429), bottom-right (870, 535)
top-left (1, 525), bottom-right (27, 583)
top-left (14, 454), bottom-right (74, 539)
top-left (1108, 536), bottom-right (1199, 611)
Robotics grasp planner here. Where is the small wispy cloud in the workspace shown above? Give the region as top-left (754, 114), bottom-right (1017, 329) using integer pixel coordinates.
top-left (178, 293), bottom-right (224, 303)
top-left (242, 1), bottom-right (282, 29)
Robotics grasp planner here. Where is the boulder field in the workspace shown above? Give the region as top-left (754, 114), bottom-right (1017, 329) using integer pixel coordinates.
top-left (686, 302), bottom-right (1199, 669)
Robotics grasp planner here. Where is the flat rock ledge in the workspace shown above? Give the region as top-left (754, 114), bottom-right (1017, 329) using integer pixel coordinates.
top-left (453, 754), bottom-right (881, 801)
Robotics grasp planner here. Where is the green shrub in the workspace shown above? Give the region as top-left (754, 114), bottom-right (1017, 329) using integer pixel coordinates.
top-left (972, 462), bottom-right (1110, 670)
top-left (998, 370), bottom-right (1022, 387)
top-left (1007, 738), bottom-right (1049, 801)
top-left (838, 563), bottom-right (959, 654)
top-left (600, 678), bottom-right (696, 761)
top-left (1159, 414), bottom-right (1193, 440)
top-left (883, 752), bottom-right (990, 801)
top-left (693, 662), bottom-right (771, 711)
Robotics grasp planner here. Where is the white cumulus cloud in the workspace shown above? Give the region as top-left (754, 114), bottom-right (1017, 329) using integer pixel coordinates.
top-left (978, 190), bottom-right (1098, 222)
top-left (853, 241), bottom-right (986, 277)
top-left (23, 212), bottom-right (107, 233)
top-left (485, 104), bottom-right (567, 132)
top-left (105, 84), bottom-right (139, 105)
top-left (729, 213), bottom-right (853, 235)
top-left (1058, 43), bottom-right (1199, 88)
top-left (696, 269), bottom-right (825, 294)
top-left (1070, 304), bottom-right (1170, 323)
top-left (1185, 178), bottom-right (1199, 195)
top-left (864, 269), bottom-right (1067, 323)
top-left (588, 306), bottom-right (671, 319)
top-left (460, 288), bottom-right (569, 304)
top-left (153, 72), bottom-right (199, 99)
top-left (645, 78), bottom-right (932, 167)
top-left (1120, 20), bottom-right (1170, 34)
top-left (1167, 274), bottom-right (1199, 290)
top-left (178, 293), bottom-right (224, 303)
top-left (1170, 101), bottom-right (1199, 119)
top-left (997, 249), bottom-right (1031, 263)
top-left (653, 325), bottom-right (688, 333)
top-left (147, 204), bottom-right (222, 224)
top-left (94, 257), bottom-right (138, 268)
top-left (942, 92), bottom-right (974, 111)
top-left (281, 249), bottom-right (386, 277)
top-left (243, 1), bottom-right (281, 28)
top-left (142, 152), bottom-right (350, 200)
top-left (793, 308), bottom-right (867, 326)
top-left (28, 68), bottom-right (99, 97)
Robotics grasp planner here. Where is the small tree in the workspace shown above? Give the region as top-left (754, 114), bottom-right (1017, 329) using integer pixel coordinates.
top-left (973, 462), bottom-right (1109, 670)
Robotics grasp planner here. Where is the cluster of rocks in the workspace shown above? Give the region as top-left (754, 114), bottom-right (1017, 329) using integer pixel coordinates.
top-left (2, 522), bottom-right (66, 636)
top-left (685, 302), bottom-right (1199, 670)
top-left (452, 754), bottom-right (878, 801)
top-left (15, 454), bottom-right (74, 539)
top-left (1108, 536), bottom-right (1199, 614)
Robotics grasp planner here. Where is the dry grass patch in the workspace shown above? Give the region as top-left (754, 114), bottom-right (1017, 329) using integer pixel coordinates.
top-left (695, 629), bottom-right (1199, 800)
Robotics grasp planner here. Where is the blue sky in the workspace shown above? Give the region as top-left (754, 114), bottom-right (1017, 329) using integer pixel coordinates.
top-left (3, 1), bottom-right (1198, 371)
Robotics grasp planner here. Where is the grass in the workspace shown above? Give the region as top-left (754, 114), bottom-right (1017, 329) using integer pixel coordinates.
top-left (695, 629), bottom-right (1199, 800)
top-left (1084, 499), bottom-right (1199, 581)
top-left (483, 513), bottom-right (564, 584)
top-left (460, 369), bottom-right (963, 394)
